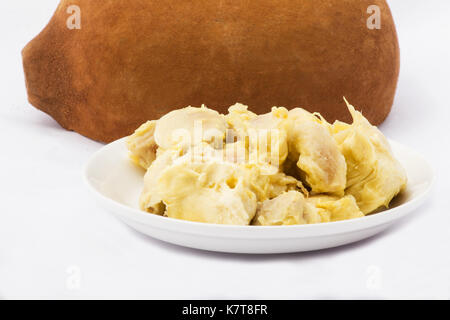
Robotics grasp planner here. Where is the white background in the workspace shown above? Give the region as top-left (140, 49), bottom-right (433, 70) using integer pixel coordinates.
top-left (0, 1), bottom-right (449, 299)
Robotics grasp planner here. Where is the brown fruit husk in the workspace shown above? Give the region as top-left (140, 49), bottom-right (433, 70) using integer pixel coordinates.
top-left (22, 0), bottom-right (400, 143)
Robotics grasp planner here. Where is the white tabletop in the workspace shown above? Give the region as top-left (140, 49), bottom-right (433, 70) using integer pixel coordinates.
top-left (0, 0), bottom-right (448, 299)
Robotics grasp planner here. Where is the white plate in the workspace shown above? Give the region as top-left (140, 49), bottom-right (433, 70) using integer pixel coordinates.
top-left (84, 138), bottom-right (433, 254)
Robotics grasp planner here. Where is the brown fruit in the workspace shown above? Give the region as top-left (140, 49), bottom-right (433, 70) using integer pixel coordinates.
top-left (22, 0), bottom-right (400, 143)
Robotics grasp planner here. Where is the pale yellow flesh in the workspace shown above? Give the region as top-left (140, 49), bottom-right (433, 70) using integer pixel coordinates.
top-left (328, 100), bottom-right (407, 214)
top-left (126, 102), bottom-right (406, 225)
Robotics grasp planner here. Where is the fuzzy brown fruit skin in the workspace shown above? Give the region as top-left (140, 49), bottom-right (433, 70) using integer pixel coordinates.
top-left (22, 0), bottom-right (400, 143)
